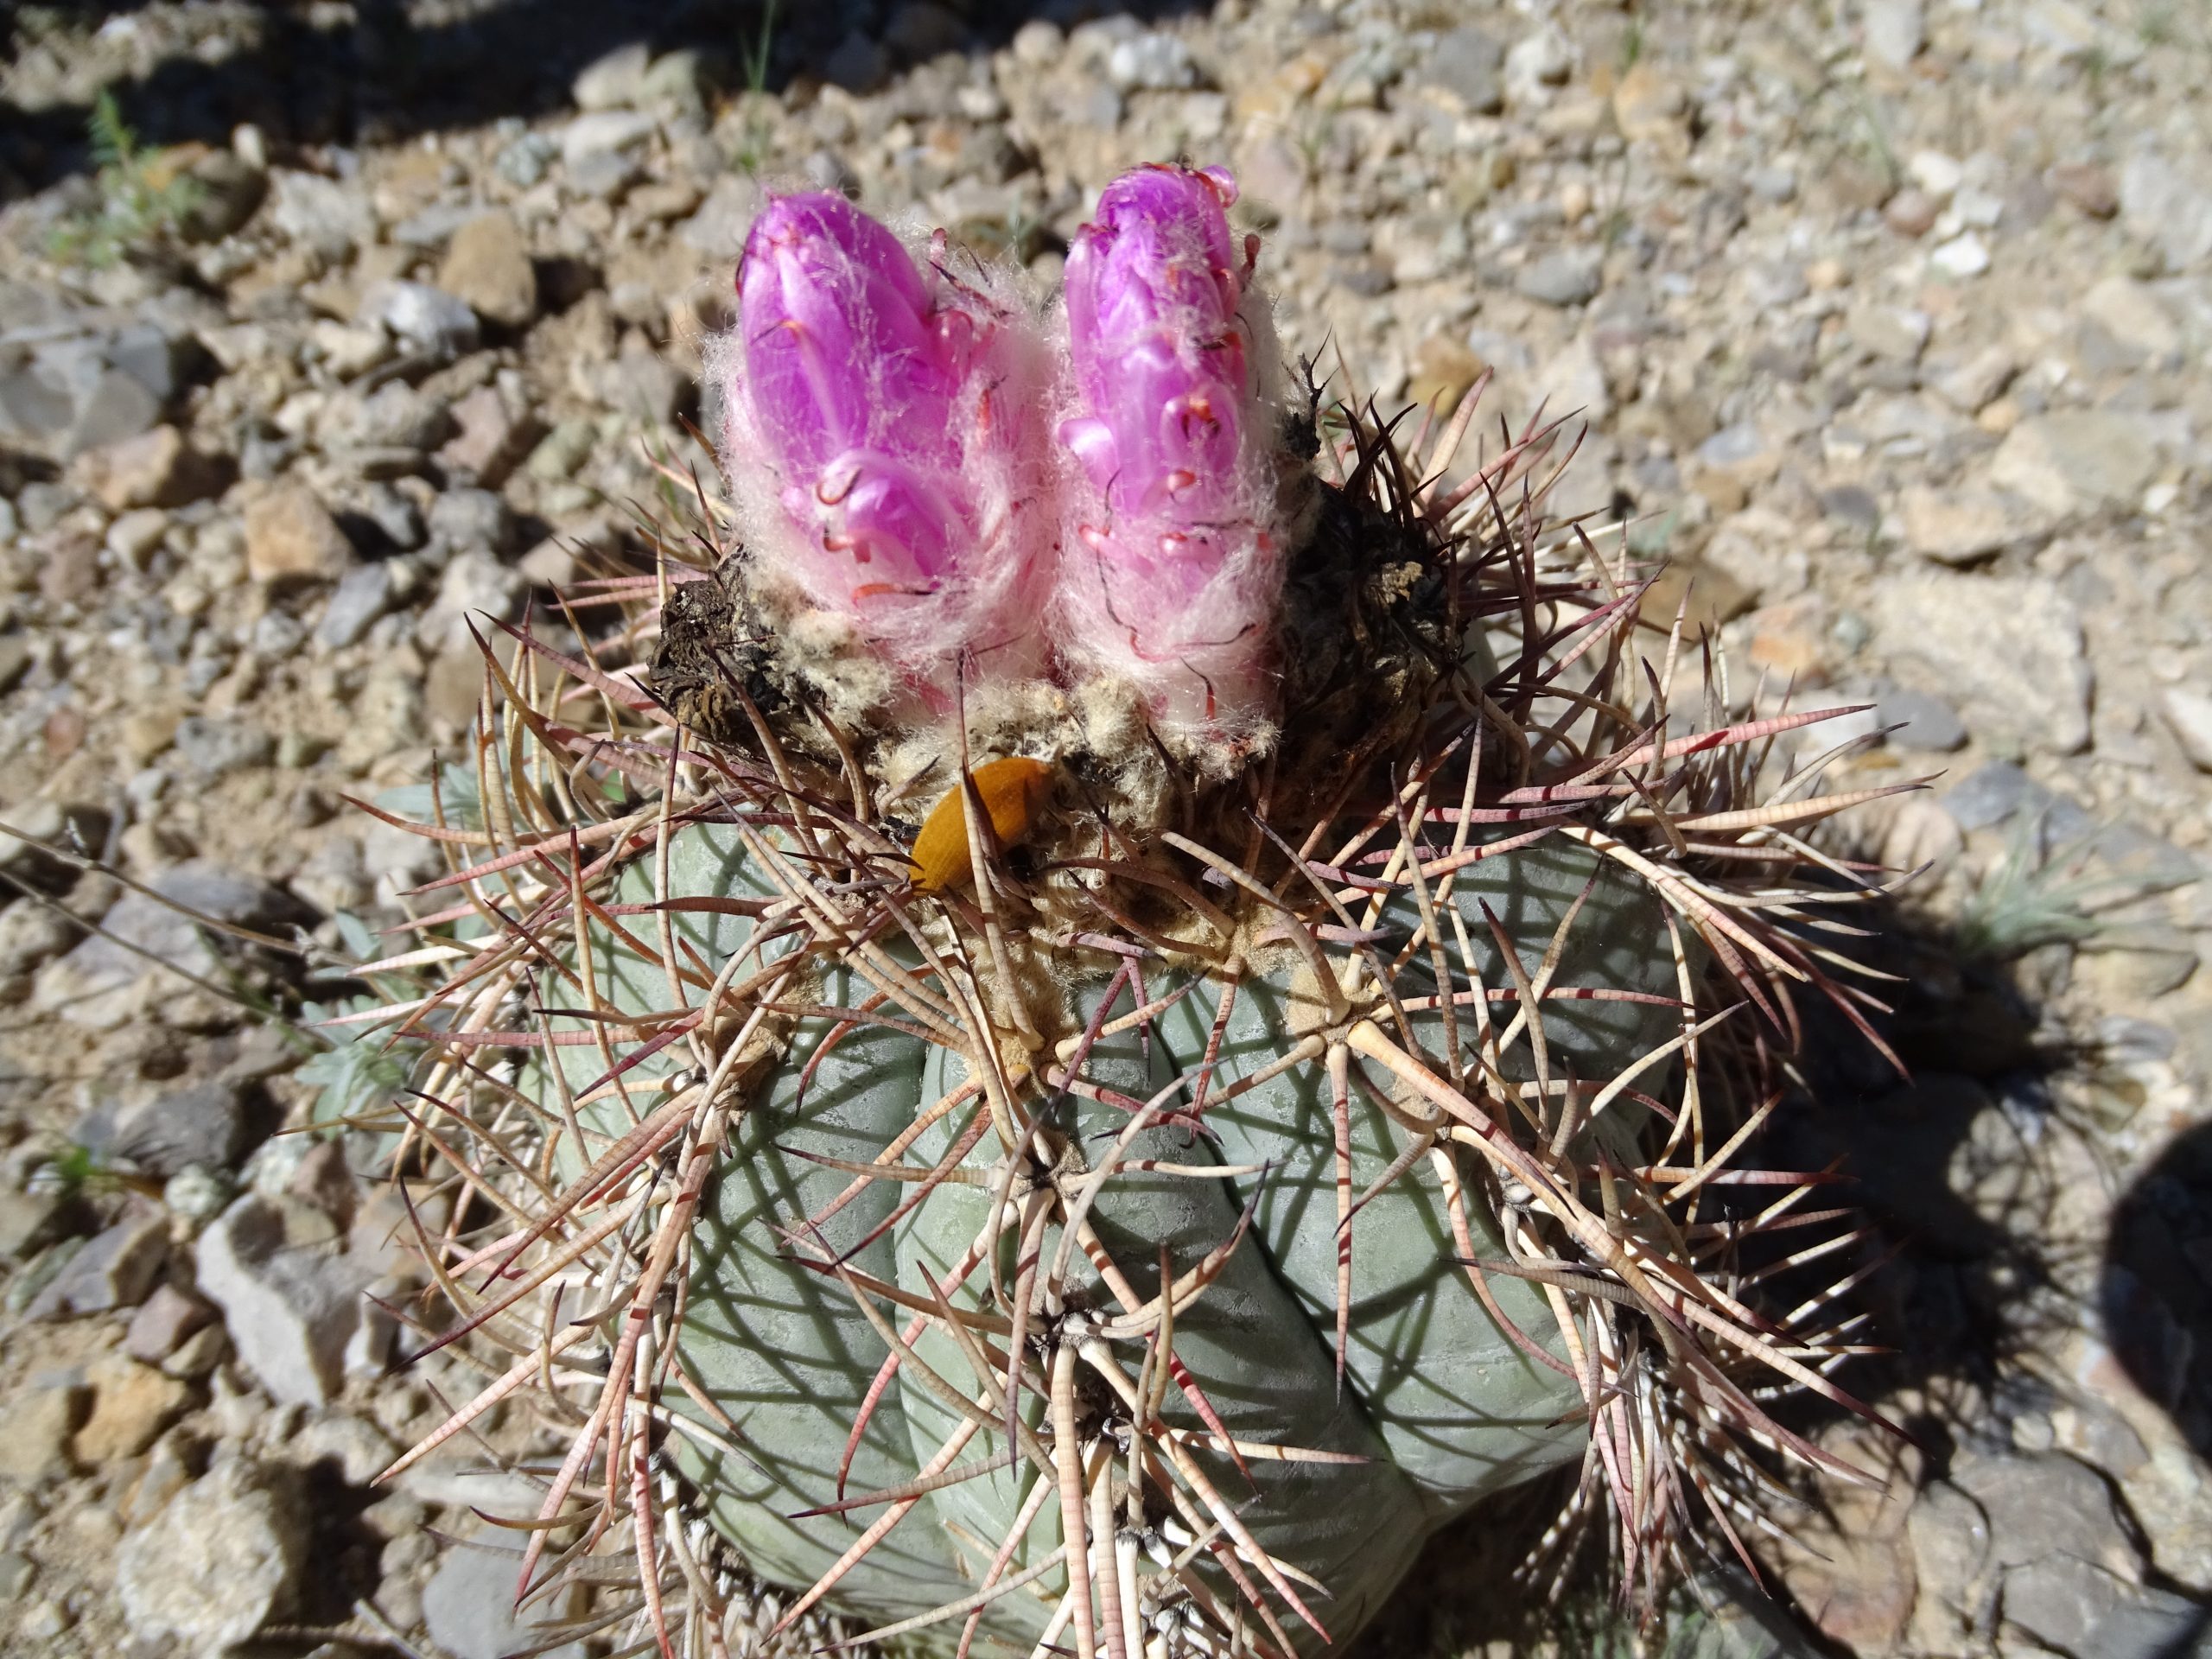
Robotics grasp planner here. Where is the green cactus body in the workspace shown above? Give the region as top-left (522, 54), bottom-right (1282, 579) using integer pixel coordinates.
top-left (539, 820), bottom-right (1694, 1651)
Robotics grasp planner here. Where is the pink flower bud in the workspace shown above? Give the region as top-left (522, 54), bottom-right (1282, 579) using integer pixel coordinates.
top-left (1053, 164), bottom-right (1287, 761)
top-left (715, 193), bottom-right (1053, 691)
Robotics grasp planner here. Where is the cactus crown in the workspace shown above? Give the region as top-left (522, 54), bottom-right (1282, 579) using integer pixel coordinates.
top-left (359, 166), bottom-right (1909, 1658)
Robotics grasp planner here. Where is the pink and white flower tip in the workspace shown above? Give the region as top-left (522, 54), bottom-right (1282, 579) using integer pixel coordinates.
top-left (1053, 162), bottom-right (1289, 764)
top-left (714, 191), bottom-right (1053, 693)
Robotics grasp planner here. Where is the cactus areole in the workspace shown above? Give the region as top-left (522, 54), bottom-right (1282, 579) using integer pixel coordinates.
top-left (374, 163), bottom-right (1900, 1657)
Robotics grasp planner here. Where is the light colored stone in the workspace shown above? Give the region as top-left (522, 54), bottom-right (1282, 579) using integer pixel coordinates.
top-left (1929, 232), bottom-right (1991, 278)
top-left (1863, 0), bottom-right (1925, 67)
top-left (117, 1459), bottom-right (301, 1657)
top-left (1990, 410), bottom-right (2161, 518)
top-left (572, 41), bottom-right (650, 110)
top-left (245, 483), bottom-right (353, 582)
top-left (195, 1195), bottom-right (373, 1408)
top-left (436, 213), bottom-right (537, 329)
top-left (72, 425), bottom-right (211, 511)
top-left (2121, 149), bottom-right (2212, 271)
top-left (2080, 274), bottom-right (2182, 365)
top-left (1899, 483), bottom-right (2052, 563)
top-left (422, 1538), bottom-right (587, 1659)
top-left (1869, 572), bottom-right (2091, 753)
top-left (2161, 688), bottom-right (2212, 772)
top-left (23, 1211), bottom-right (166, 1319)
top-left (0, 1385), bottom-right (79, 1485)
top-left (73, 1355), bottom-right (190, 1465)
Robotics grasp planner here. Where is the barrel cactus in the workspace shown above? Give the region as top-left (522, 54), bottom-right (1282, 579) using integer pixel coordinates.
top-left (362, 163), bottom-right (1904, 1657)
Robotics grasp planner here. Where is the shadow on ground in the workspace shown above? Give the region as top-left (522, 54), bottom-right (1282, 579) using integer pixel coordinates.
top-left (2, 0), bottom-right (1200, 199)
top-left (1360, 876), bottom-right (2211, 1655)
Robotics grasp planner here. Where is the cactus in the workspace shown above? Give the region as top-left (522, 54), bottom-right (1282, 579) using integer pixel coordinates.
top-left (363, 165), bottom-right (1907, 1658)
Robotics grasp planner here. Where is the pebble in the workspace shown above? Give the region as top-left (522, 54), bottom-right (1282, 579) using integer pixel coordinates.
top-left (109, 1080), bottom-right (251, 1178)
top-left (2120, 149), bottom-right (2212, 271)
top-left (72, 424), bottom-right (215, 511)
top-left (1421, 24), bottom-right (1503, 114)
top-left (1990, 410), bottom-right (2161, 518)
top-left (422, 1539), bottom-right (588, 1659)
top-left (23, 1211), bottom-right (166, 1320)
top-left (1863, 0), bottom-right (1925, 68)
top-left (316, 562), bottom-right (395, 650)
top-left (436, 212), bottom-right (538, 329)
top-left (358, 280), bottom-right (481, 361)
top-left (1106, 31), bottom-right (1198, 92)
top-left (1871, 574), bottom-right (2092, 754)
top-left (245, 483), bottom-right (354, 582)
top-left (1929, 232), bottom-right (1992, 278)
top-left (73, 1355), bottom-right (191, 1465)
top-left (1516, 246), bottom-right (1604, 308)
top-left (173, 715), bottom-right (277, 779)
top-left (0, 1383), bottom-right (79, 1484)
top-left (117, 1459), bottom-right (302, 1655)
top-left (438, 384), bottom-right (539, 485)
top-left (2161, 689), bottom-right (2212, 772)
top-left (194, 1195), bottom-right (374, 1408)
top-left (125, 1284), bottom-right (215, 1363)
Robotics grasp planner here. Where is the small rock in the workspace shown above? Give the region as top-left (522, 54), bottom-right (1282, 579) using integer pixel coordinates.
top-left (427, 487), bottom-right (514, 556)
top-left (2080, 274), bottom-right (2181, 367)
top-left (1990, 410), bottom-right (2160, 518)
top-left (105, 505), bottom-right (169, 568)
top-left (1926, 344), bottom-right (2019, 413)
top-left (316, 563), bottom-right (394, 650)
top-left (245, 484), bottom-right (354, 582)
top-left (1883, 188), bottom-right (1941, 238)
top-left (117, 1459), bottom-right (302, 1656)
top-left (112, 1081), bottom-right (251, 1178)
top-left (0, 1383), bottom-right (79, 1484)
top-left (173, 715), bottom-right (276, 780)
top-left (576, 349), bottom-right (688, 423)
top-left (1899, 484), bottom-right (2050, 564)
top-left (1105, 30), bottom-right (1197, 92)
top-left (1940, 760), bottom-right (2063, 834)
top-left (436, 213), bottom-right (537, 330)
top-left (195, 1195), bottom-right (374, 1408)
top-left (23, 1212), bottom-right (166, 1320)
top-left (2162, 689), bottom-right (2212, 772)
top-left (437, 385), bottom-right (538, 486)
top-left (1503, 25), bottom-right (1573, 105)
top-left (269, 170), bottom-right (374, 259)
top-left (358, 281), bottom-right (480, 361)
top-left (72, 425), bottom-right (219, 512)
top-left (422, 1539), bottom-right (588, 1659)
top-left (291, 1413), bottom-right (398, 1487)
top-left (2002, 1555), bottom-right (2203, 1656)
top-left (1611, 63), bottom-right (1688, 150)
top-left (559, 110), bottom-right (658, 171)
top-left (2048, 161), bottom-right (2119, 219)
top-left (417, 548), bottom-right (526, 654)
top-left (1516, 246), bottom-right (1604, 307)
top-left (1421, 24), bottom-right (1503, 113)
top-left (572, 41), bottom-right (650, 110)
top-left (73, 1355), bottom-right (190, 1465)
top-left (678, 172), bottom-right (763, 257)
top-left (2120, 149), bottom-right (2212, 271)
top-left (1874, 684), bottom-right (1968, 752)
top-left (1929, 232), bottom-right (1991, 278)
top-left (125, 1284), bottom-right (215, 1363)
top-left (1863, 0), bottom-right (1925, 67)
top-left (1847, 305), bottom-right (1931, 364)
top-left (1870, 574), bottom-right (2091, 753)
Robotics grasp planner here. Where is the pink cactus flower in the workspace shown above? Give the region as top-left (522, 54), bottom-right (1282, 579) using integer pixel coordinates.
top-left (715, 193), bottom-right (1052, 690)
top-left (1053, 163), bottom-right (1287, 760)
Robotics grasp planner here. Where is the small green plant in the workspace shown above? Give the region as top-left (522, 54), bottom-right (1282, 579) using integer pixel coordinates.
top-left (1955, 813), bottom-right (2155, 963)
top-left (47, 87), bottom-right (202, 269)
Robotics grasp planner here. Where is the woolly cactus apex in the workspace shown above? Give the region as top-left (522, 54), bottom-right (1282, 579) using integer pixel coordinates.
top-left (716, 192), bottom-right (1053, 694)
top-left (1055, 162), bottom-right (1289, 767)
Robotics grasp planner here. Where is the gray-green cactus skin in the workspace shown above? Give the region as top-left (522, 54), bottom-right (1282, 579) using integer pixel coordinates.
top-left (554, 823), bottom-right (1683, 1650)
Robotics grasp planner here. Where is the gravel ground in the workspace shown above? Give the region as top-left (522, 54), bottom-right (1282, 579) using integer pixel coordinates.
top-left (2, 1), bottom-right (2210, 1655)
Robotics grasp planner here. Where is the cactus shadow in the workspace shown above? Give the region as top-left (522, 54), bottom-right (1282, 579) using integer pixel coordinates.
top-left (2103, 1122), bottom-right (2212, 1463)
top-left (1, 0), bottom-right (1206, 198)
